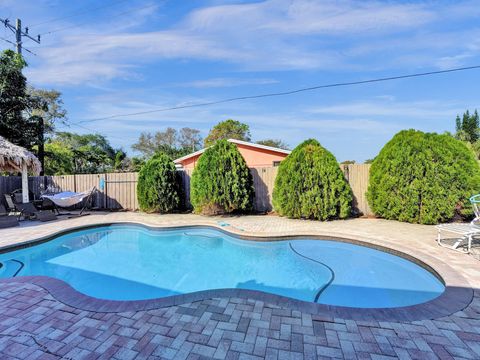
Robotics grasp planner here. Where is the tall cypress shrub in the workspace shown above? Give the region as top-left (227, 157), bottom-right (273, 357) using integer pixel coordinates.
top-left (272, 139), bottom-right (352, 220)
top-left (367, 129), bottom-right (480, 224)
top-left (137, 153), bottom-right (180, 213)
top-left (190, 139), bottom-right (254, 215)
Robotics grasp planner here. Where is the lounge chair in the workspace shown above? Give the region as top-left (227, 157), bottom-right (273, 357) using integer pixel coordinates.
top-left (3, 195), bottom-right (17, 215)
top-left (16, 202), bottom-right (57, 222)
top-left (4, 194), bottom-right (56, 222)
top-left (10, 189), bottom-right (56, 213)
top-left (436, 194), bottom-right (480, 254)
top-left (4, 195), bottom-right (19, 216)
top-left (0, 205), bottom-right (19, 228)
top-left (11, 190), bottom-right (35, 204)
top-left (436, 223), bottom-right (478, 253)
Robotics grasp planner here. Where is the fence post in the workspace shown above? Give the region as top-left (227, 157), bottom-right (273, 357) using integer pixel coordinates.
top-left (104, 173), bottom-right (108, 209)
top-left (343, 164), bottom-right (350, 182)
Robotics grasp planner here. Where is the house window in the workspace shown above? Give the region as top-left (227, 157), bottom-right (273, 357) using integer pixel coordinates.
top-left (273, 161), bottom-right (281, 167)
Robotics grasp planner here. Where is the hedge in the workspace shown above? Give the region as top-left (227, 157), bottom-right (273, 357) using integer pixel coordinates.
top-left (190, 139), bottom-right (254, 215)
top-left (137, 153), bottom-right (180, 213)
top-left (272, 139), bottom-right (352, 220)
top-left (367, 129), bottom-right (480, 224)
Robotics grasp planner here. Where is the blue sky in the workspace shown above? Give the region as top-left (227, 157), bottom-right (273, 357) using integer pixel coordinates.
top-left (1, 0), bottom-right (480, 161)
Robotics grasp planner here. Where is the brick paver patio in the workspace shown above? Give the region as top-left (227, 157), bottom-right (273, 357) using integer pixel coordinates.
top-left (0, 213), bottom-right (479, 359)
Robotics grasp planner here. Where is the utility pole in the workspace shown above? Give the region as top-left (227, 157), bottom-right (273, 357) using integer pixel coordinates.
top-left (15, 19), bottom-right (21, 54)
top-left (1, 17), bottom-right (41, 55)
top-left (1, 17), bottom-right (44, 186)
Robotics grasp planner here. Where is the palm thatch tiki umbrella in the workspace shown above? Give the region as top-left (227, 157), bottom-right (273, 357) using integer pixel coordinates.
top-left (0, 136), bottom-right (41, 203)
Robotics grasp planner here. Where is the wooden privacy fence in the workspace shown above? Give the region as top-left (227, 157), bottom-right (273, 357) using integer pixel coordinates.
top-left (342, 164), bottom-right (372, 216)
top-left (0, 164), bottom-right (372, 215)
top-left (0, 173), bottom-right (139, 211)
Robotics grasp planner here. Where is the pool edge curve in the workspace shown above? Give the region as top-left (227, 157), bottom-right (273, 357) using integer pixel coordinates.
top-left (0, 221), bottom-right (473, 322)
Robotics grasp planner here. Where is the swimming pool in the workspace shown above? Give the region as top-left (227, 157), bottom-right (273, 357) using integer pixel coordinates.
top-left (0, 224), bottom-right (444, 308)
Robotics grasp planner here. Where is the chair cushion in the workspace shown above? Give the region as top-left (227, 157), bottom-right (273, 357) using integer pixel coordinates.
top-left (16, 202), bottom-right (38, 216)
top-left (36, 211), bottom-right (57, 222)
top-left (0, 216), bottom-right (19, 228)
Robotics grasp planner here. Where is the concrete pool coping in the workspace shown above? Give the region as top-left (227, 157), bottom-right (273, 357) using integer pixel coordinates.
top-left (0, 220), bottom-right (473, 322)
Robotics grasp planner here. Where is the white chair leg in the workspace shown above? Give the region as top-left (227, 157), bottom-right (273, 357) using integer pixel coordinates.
top-left (452, 236), bottom-right (465, 249)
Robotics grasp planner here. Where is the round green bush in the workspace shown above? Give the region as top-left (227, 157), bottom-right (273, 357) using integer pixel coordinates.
top-left (367, 129), bottom-right (480, 224)
top-left (190, 139), bottom-right (254, 215)
top-left (272, 139), bottom-right (352, 220)
top-left (137, 153), bottom-right (180, 213)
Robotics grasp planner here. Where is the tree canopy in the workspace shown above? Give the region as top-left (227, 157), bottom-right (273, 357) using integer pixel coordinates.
top-left (132, 127), bottom-right (202, 159)
top-left (0, 50), bottom-right (36, 149)
top-left (256, 139), bottom-right (289, 150)
top-left (26, 87), bottom-right (67, 133)
top-left (43, 141), bottom-right (75, 175)
top-left (204, 119), bottom-right (251, 147)
top-left (26, 88), bottom-right (68, 174)
top-left (272, 139), bottom-right (352, 220)
top-left (190, 139), bottom-right (254, 215)
top-left (455, 110), bottom-right (479, 143)
top-left (453, 110), bottom-right (480, 162)
top-left (0, 50), bottom-right (70, 174)
top-left (137, 153), bottom-right (180, 213)
top-left (178, 127), bottom-right (202, 152)
top-left (43, 132), bottom-right (129, 175)
top-left (367, 129), bottom-right (480, 224)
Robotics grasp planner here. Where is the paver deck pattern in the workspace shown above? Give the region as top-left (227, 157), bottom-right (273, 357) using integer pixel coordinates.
top-left (0, 213), bottom-right (479, 359)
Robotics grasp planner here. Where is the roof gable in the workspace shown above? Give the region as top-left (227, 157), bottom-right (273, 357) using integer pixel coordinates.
top-left (174, 139), bottom-right (290, 164)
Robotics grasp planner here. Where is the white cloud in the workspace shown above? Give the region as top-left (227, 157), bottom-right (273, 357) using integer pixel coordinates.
top-left (171, 77), bottom-right (279, 88)
top-left (436, 53), bottom-right (475, 69)
top-left (67, 91), bottom-right (406, 136)
top-left (185, 0), bottom-right (434, 35)
top-left (25, 0), bottom-right (480, 86)
top-left (306, 98), bottom-right (470, 123)
top-left (26, 31), bottom-right (244, 85)
top-left (61, 90), bottom-right (472, 163)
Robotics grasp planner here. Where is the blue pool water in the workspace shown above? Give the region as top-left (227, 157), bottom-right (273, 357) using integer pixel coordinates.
top-left (0, 225), bottom-right (444, 308)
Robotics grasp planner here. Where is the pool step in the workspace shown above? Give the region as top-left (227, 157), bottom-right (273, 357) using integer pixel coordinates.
top-left (0, 259), bottom-right (24, 278)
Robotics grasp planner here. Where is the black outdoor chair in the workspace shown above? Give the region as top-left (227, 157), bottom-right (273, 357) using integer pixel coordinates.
top-left (4, 194), bottom-right (57, 222)
top-left (16, 202), bottom-right (57, 222)
top-left (34, 198), bottom-right (57, 213)
top-left (11, 189), bottom-right (35, 203)
top-left (4, 195), bottom-right (18, 215)
top-left (0, 204), bottom-right (19, 228)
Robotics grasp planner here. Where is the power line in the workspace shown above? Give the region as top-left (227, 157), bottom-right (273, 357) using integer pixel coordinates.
top-left (0, 36), bottom-right (15, 47)
top-left (58, 118), bottom-right (104, 133)
top-left (20, 46), bottom-right (37, 56)
top-left (61, 120), bottom-right (127, 142)
top-left (66, 121), bottom-right (96, 132)
top-left (29, 0), bottom-right (130, 28)
top-left (40, 3), bottom-right (158, 36)
top-left (0, 37), bottom-right (38, 56)
top-left (73, 64), bottom-right (480, 125)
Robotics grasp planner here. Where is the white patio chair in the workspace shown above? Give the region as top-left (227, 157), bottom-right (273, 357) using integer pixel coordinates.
top-left (436, 194), bottom-right (480, 254)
